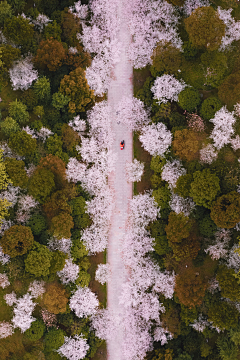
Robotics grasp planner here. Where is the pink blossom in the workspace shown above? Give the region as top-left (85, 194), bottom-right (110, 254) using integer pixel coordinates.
top-left (0, 273), bottom-right (10, 289)
top-left (9, 55), bottom-right (38, 91)
top-left (125, 159), bottom-right (144, 183)
top-left (128, 192), bottom-right (159, 228)
top-left (204, 229), bottom-right (231, 260)
top-left (169, 192), bottom-right (195, 217)
top-left (0, 245), bottom-right (10, 264)
top-left (190, 314), bottom-right (210, 332)
top-left (57, 334), bottom-right (90, 360)
top-left (16, 194), bottom-right (39, 224)
top-left (218, 7), bottom-right (240, 50)
top-left (151, 75), bottom-right (186, 104)
top-left (66, 158), bottom-right (86, 184)
top-left (22, 126), bottom-right (37, 138)
top-left (0, 322), bottom-right (14, 339)
top-left (28, 280), bottom-right (45, 298)
top-left (182, 0), bottom-right (210, 17)
top-left (37, 127), bottom-right (53, 142)
top-left (47, 237), bottom-right (72, 256)
top-left (31, 14), bottom-right (53, 32)
top-left (161, 159), bottom-right (186, 188)
top-left (25, 163), bottom-right (37, 177)
top-left (231, 135), bottom-right (240, 151)
top-left (139, 123), bottom-right (172, 156)
top-left (70, 286), bottom-right (99, 318)
top-left (95, 263), bottom-right (111, 284)
top-left (0, 184), bottom-right (20, 207)
top-left (209, 106), bottom-right (236, 150)
top-left (57, 259), bottom-right (79, 285)
top-left (41, 309), bottom-right (57, 328)
top-left (12, 293), bottom-right (36, 332)
top-left (185, 111), bottom-right (206, 132)
top-left (0, 220), bottom-right (13, 237)
top-left (68, 116), bottom-right (86, 134)
top-left (4, 292), bottom-right (17, 306)
top-left (154, 325), bottom-right (173, 345)
top-left (208, 277), bottom-right (220, 294)
top-left (199, 143), bottom-right (218, 164)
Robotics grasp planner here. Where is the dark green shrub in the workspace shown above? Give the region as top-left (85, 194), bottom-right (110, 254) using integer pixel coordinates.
top-left (25, 242), bottom-right (52, 277)
top-left (9, 131), bottom-right (37, 156)
top-left (200, 97), bottom-right (222, 120)
top-left (28, 214), bottom-right (47, 236)
top-left (198, 215), bottom-right (217, 237)
top-left (28, 168), bottom-right (55, 204)
top-left (178, 87), bottom-right (201, 112)
top-left (25, 320), bottom-right (46, 341)
top-left (44, 328), bottom-right (65, 352)
top-left (150, 220), bottom-right (171, 256)
top-left (4, 157), bottom-right (28, 188)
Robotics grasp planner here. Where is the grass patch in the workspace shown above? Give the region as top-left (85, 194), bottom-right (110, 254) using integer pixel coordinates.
top-left (91, 341), bottom-right (107, 360)
top-left (133, 65), bottom-right (151, 97)
top-left (133, 132), bottom-right (153, 194)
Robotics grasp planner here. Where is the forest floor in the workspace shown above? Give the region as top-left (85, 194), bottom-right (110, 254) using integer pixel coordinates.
top-left (106, 0), bottom-right (133, 358)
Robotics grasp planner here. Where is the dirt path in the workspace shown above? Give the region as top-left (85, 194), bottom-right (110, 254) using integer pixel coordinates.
top-left (107, 0), bottom-right (133, 358)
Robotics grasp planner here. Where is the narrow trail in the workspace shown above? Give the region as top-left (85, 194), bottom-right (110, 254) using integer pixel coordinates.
top-left (107, 0), bottom-right (133, 359)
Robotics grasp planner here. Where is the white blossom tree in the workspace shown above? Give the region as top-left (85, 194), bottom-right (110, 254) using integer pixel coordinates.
top-left (57, 259), bottom-right (79, 285)
top-left (199, 143), bottom-right (218, 164)
top-left (218, 7), bottom-right (240, 51)
top-left (95, 263), bottom-right (111, 284)
top-left (68, 116), bottom-right (86, 134)
top-left (16, 194), bottom-right (39, 224)
top-left (161, 159), bottom-right (186, 188)
top-left (0, 321), bottom-right (14, 339)
top-left (115, 96), bottom-right (150, 131)
top-left (151, 75), bottom-right (186, 104)
top-left (0, 273), bottom-right (10, 289)
top-left (231, 135), bottom-right (240, 151)
top-left (169, 192), bottom-right (195, 217)
top-left (12, 293), bottom-right (36, 333)
top-left (209, 106), bottom-right (236, 150)
top-left (47, 237), bottom-right (72, 256)
top-left (66, 158), bottom-right (87, 184)
top-left (70, 286), bottom-right (99, 318)
top-left (128, 192), bottom-right (160, 228)
top-left (125, 159), bottom-right (144, 183)
top-left (4, 292), bottom-right (17, 306)
top-left (57, 334), bottom-right (90, 360)
top-left (9, 55), bottom-right (38, 91)
top-left (0, 220), bottom-right (13, 237)
top-left (190, 314), bottom-right (210, 332)
top-left (0, 245), bottom-right (10, 264)
top-left (0, 184), bottom-right (20, 208)
top-left (22, 126), bottom-right (37, 138)
top-left (31, 14), bottom-right (53, 32)
top-left (37, 127), bottom-right (53, 143)
top-left (182, 0), bottom-right (210, 17)
top-left (28, 280), bottom-right (45, 298)
top-left (204, 229), bottom-right (231, 260)
top-left (226, 244), bottom-right (240, 273)
top-left (139, 123), bottom-right (172, 156)
top-left (154, 325), bottom-right (173, 345)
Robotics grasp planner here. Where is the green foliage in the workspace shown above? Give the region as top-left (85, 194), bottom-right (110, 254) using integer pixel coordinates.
top-left (0, 44), bottom-right (21, 71)
top-left (49, 250), bottom-right (67, 274)
top-left (229, 324), bottom-right (240, 346)
top-left (0, 224), bottom-right (34, 257)
top-left (21, 88), bottom-right (38, 112)
top-left (44, 328), bottom-right (65, 352)
top-left (69, 196), bottom-right (91, 229)
top-left (150, 220), bottom-right (171, 256)
top-left (189, 169), bottom-right (220, 208)
top-left (24, 320), bottom-right (46, 341)
top-left (151, 40), bottom-right (182, 76)
top-left (43, 282), bottom-right (68, 314)
top-left (0, 116), bottom-right (20, 138)
top-left (216, 336), bottom-right (238, 360)
top-left (4, 157), bottom-right (28, 188)
top-left (76, 270), bottom-right (91, 287)
top-left (180, 304), bottom-right (198, 326)
top-left (182, 41), bottom-right (199, 60)
top-left (208, 301), bottom-right (239, 330)
top-left (7, 0), bottom-right (26, 13)
top-left (52, 92), bottom-right (71, 110)
top-left (178, 87), bottom-right (201, 112)
top-left (44, 20), bottom-right (62, 42)
top-left (216, 266), bottom-right (240, 301)
top-left (45, 134), bottom-right (63, 157)
top-left (150, 156), bottom-right (167, 174)
top-left (169, 112), bottom-right (186, 128)
top-left (218, 72), bottom-right (240, 110)
top-left (27, 213), bottom-right (47, 236)
top-left (174, 174), bottom-right (193, 198)
top-left (210, 191), bottom-right (240, 228)
top-left (50, 212), bottom-right (74, 239)
top-left (175, 352), bottom-right (192, 360)
top-left (8, 99), bottom-right (29, 125)
top-left (71, 238), bottom-right (88, 261)
top-left (165, 212), bottom-right (194, 243)
top-left (9, 131), bottom-right (37, 156)
top-left (198, 215), bottom-right (217, 237)
top-left (184, 7), bottom-right (226, 51)
top-left (3, 15), bottom-right (34, 47)
top-left (200, 51), bottom-right (229, 88)
top-left (25, 242), bottom-right (53, 277)
top-left (200, 97), bottom-right (222, 120)
top-left (33, 76), bottom-right (51, 104)
top-left (152, 185), bottom-right (171, 210)
top-left (0, 1), bottom-right (13, 27)
top-left (28, 168), bottom-right (55, 204)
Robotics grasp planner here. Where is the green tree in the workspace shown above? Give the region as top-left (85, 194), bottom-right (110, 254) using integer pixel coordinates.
top-left (42, 282), bottom-right (68, 314)
top-left (44, 328), bottom-right (65, 352)
top-left (4, 157), bottom-right (28, 188)
top-left (190, 169), bottom-right (220, 208)
top-left (172, 129), bottom-right (205, 161)
top-left (24, 320), bottom-right (46, 341)
top-left (27, 214), bottom-right (47, 236)
top-left (69, 196), bottom-right (91, 229)
top-left (165, 212), bottom-right (194, 243)
top-left (171, 235), bottom-right (200, 262)
top-left (0, 1), bottom-right (13, 27)
top-left (0, 44), bottom-right (21, 72)
top-left (216, 337), bottom-right (238, 360)
top-left (3, 15), bottom-right (34, 48)
top-left (38, 154), bottom-right (67, 190)
top-left (48, 250), bottom-right (67, 274)
top-left (50, 212), bottom-right (74, 239)
top-left (200, 97), bottom-right (222, 120)
top-left (25, 242), bottom-right (53, 277)
top-left (152, 185), bottom-right (171, 211)
top-left (59, 67), bottom-right (95, 114)
top-left (0, 224), bottom-right (34, 257)
top-left (9, 131), bottom-right (37, 156)
top-left (33, 76), bottom-right (51, 104)
top-left (28, 168), bottom-right (55, 204)
top-left (184, 7), bottom-right (225, 51)
top-left (45, 134), bottom-right (63, 158)
top-left (216, 266), bottom-right (240, 301)
top-left (7, 0), bottom-right (26, 13)
top-left (71, 239), bottom-right (88, 262)
top-left (200, 51), bottom-right (229, 88)
top-left (210, 191), bottom-right (240, 228)
top-left (208, 301), bottom-right (239, 330)
top-left (174, 174), bottom-right (193, 198)
top-left (150, 220), bottom-right (171, 256)
top-left (218, 72), bottom-right (240, 110)
top-left (21, 88), bottom-right (38, 112)
top-left (198, 215), bottom-right (217, 237)
top-left (0, 150), bottom-right (11, 191)
top-left (76, 270), bottom-right (91, 287)
top-left (229, 324), bottom-right (240, 346)
top-left (52, 92), bottom-right (70, 111)
top-left (151, 40), bottom-right (182, 75)
top-left (8, 99), bottom-right (29, 125)
top-left (43, 20), bottom-right (62, 42)
top-left (178, 87), bottom-right (201, 112)
top-left (0, 116), bottom-right (20, 137)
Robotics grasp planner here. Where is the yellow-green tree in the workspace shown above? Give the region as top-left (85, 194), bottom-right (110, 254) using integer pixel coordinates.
top-left (42, 282), bottom-right (69, 314)
top-left (172, 129), bottom-right (205, 161)
top-left (59, 67), bottom-right (95, 114)
top-left (0, 149), bottom-right (12, 225)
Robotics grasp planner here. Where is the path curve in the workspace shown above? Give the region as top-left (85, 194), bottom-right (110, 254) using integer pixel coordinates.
top-left (107, 0), bottom-right (133, 358)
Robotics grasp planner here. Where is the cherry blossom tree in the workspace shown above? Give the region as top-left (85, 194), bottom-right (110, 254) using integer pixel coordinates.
top-left (68, 116), bottom-right (86, 134)
top-left (0, 245), bottom-right (10, 264)
top-left (95, 263), bottom-right (111, 284)
top-left (125, 159), bottom-right (144, 183)
top-left (151, 75), bottom-right (186, 104)
top-left (4, 292), bottom-right (17, 306)
top-left (22, 126), bottom-right (37, 139)
top-left (209, 106), bottom-right (236, 150)
top-left (0, 184), bottom-right (20, 208)
top-left (0, 321), bottom-right (14, 339)
top-left (208, 277), bottom-right (220, 294)
top-left (185, 111), bottom-right (206, 132)
top-left (9, 55), bottom-right (38, 91)
top-left (0, 273), bottom-right (10, 289)
top-left (226, 244), bottom-right (240, 273)
top-left (154, 325), bottom-right (173, 345)
top-left (161, 159), bottom-right (187, 188)
top-left (41, 309), bottom-right (57, 328)
top-left (57, 334), bottom-right (90, 360)
top-left (12, 293), bottom-right (36, 332)
top-left (205, 229), bottom-right (231, 260)
top-left (57, 259), bottom-right (79, 285)
top-left (90, 308), bottom-right (121, 342)
top-left (139, 123), bottom-right (172, 156)
top-left (37, 127), bottom-right (53, 143)
top-left (190, 314), bottom-right (210, 333)
top-left (47, 237), bottom-right (72, 256)
top-left (69, 1), bottom-right (89, 21)
top-left (199, 143), bottom-right (218, 164)
top-left (66, 158), bottom-right (86, 184)
top-left (115, 96), bottom-right (150, 131)
top-left (231, 135), bottom-right (240, 151)
top-left (217, 7), bottom-right (240, 51)
top-left (69, 286), bottom-right (99, 318)
top-left (169, 192), bottom-right (195, 217)
top-left (0, 220), bottom-right (13, 237)
top-left (182, 0), bottom-right (210, 17)
top-left (16, 194), bottom-right (39, 224)
top-left (31, 14), bottom-right (53, 32)
top-left (128, 192), bottom-right (160, 228)
top-left (28, 280), bottom-right (45, 299)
